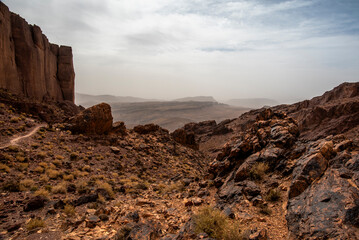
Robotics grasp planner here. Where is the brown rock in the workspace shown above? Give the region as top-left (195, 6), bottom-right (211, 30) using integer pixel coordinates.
top-left (171, 128), bottom-right (198, 150)
top-left (0, 2), bottom-right (75, 102)
top-left (112, 121), bottom-right (127, 135)
top-left (67, 103), bottom-right (113, 135)
top-left (134, 123), bottom-right (168, 134)
top-left (289, 152), bottom-right (328, 199)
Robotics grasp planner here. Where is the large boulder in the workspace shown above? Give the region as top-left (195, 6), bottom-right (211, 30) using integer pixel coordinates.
top-left (67, 103), bottom-right (113, 135)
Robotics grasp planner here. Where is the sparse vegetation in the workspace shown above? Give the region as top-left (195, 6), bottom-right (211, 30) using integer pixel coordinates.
top-left (2, 180), bottom-right (20, 192)
top-left (0, 163), bottom-right (10, 172)
top-left (46, 169), bottom-right (61, 179)
top-left (266, 188), bottom-right (281, 202)
top-left (64, 204), bottom-right (76, 217)
top-left (52, 182), bottom-right (67, 194)
top-left (249, 162), bottom-right (269, 180)
top-left (34, 188), bottom-right (49, 197)
top-left (193, 206), bottom-right (243, 240)
top-left (26, 218), bottom-right (45, 231)
top-left (96, 180), bottom-right (114, 198)
top-left (20, 179), bottom-right (35, 191)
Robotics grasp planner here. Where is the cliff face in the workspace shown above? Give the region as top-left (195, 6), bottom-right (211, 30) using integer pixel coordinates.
top-left (0, 2), bottom-right (75, 102)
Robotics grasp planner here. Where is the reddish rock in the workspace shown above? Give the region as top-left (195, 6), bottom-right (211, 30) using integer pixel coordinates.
top-left (67, 103), bottom-right (113, 135)
top-left (0, 2), bottom-right (75, 102)
top-left (134, 123), bottom-right (168, 134)
top-left (112, 121), bottom-right (127, 135)
top-left (171, 128), bottom-right (198, 150)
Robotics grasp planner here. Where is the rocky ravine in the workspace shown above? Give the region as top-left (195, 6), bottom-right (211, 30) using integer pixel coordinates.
top-left (0, 2), bottom-right (75, 102)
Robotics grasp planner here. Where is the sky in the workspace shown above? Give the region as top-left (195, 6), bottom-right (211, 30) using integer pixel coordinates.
top-left (3, 0), bottom-right (359, 103)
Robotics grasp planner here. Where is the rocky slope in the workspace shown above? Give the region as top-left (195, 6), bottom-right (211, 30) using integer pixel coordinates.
top-left (0, 97), bottom-right (209, 240)
top-left (174, 82), bottom-right (359, 239)
top-left (0, 2), bottom-right (75, 102)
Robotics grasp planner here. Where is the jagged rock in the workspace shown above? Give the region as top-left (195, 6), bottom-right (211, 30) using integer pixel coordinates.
top-left (134, 123), bottom-right (167, 134)
top-left (234, 152), bottom-right (260, 181)
top-left (289, 152), bottom-right (328, 199)
top-left (171, 129), bottom-right (198, 150)
top-left (67, 103), bottom-right (113, 135)
top-left (287, 169), bottom-right (359, 239)
top-left (0, 2), bottom-right (75, 102)
top-left (112, 121), bottom-right (127, 135)
top-left (24, 196), bottom-right (47, 212)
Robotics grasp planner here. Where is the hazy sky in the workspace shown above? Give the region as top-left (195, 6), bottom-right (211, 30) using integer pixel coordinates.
top-left (3, 0), bottom-right (359, 102)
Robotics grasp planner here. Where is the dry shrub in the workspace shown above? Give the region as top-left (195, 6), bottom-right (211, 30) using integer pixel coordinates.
top-left (193, 206), bottom-right (243, 240)
top-left (26, 218), bottom-right (45, 231)
top-left (52, 182), bottom-right (67, 194)
top-left (96, 180), bottom-right (114, 198)
top-left (266, 188), bottom-right (281, 202)
top-left (249, 162), bottom-right (269, 180)
top-left (64, 204), bottom-right (76, 217)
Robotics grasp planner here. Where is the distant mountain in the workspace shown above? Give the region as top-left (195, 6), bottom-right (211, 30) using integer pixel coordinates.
top-left (174, 96), bottom-right (217, 102)
top-left (75, 93), bottom-right (158, 107)
top-left (226, 98), bottom-right (279, 108)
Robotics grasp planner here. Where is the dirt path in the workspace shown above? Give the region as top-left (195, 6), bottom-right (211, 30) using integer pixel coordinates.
top-left (0, 124), bottom-right (47, 150)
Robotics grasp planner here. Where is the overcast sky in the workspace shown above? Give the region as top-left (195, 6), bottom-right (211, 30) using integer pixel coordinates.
top-left (3, 0), bottom-right (359, 102)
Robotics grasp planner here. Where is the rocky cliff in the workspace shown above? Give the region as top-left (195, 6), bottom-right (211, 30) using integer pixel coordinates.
top-left (0, 2), bottom-right (75, 102)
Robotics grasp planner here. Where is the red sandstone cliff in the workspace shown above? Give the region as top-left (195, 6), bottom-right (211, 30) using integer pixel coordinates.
top-left (0, 2), bottom-right (75, 102)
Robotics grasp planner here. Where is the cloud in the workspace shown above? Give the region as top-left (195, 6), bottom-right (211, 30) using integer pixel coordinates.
top-left (2, 0), bottom-right (359, 101)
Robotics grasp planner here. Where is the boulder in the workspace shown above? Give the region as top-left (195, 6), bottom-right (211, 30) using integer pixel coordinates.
top-left (67, 103), bottom-right (113, 135)
top-left (171, 128), bottom-right (198, 150)
top-left (24, 196), bottom-right (47, 212)
top-left (134, 123), bottom-right (167, 134)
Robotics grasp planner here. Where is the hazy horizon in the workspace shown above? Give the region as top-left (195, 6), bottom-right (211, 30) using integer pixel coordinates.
top-left (3, 0), bottom-right (359, 103)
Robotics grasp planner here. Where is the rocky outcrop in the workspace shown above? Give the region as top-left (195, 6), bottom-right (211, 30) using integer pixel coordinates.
top-left (274, 82), bottom-right (359, 140)
top-left (133, 123), bottom-right (168, 135)
top-left (0, 2), bottom-right (75, 102)
top-left (67, 103), bottom-right (113, 135)
top-left (171, 129), bottom-right (198, 150)
top-left (287, 140), bottom-right (359, 239)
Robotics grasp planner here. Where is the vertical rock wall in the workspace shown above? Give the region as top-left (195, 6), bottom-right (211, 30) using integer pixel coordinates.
top-left (0, 2), bottom-right (75, 102)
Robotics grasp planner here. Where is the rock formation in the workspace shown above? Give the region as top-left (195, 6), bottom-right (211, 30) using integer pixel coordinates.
top-left (0, 2), bottom-right (75, 102)
top-left (67, 103), bottom-right (113, 135)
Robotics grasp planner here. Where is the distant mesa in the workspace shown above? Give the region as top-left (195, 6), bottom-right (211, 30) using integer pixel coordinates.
top-left (173, 96), bottom-right (217, 102)
top-left (226, 98), bottom-right (279, 109)
top-left (75, 93), bottom-right (158, 107)
top-left (0, 2), bottom-right (75, 103)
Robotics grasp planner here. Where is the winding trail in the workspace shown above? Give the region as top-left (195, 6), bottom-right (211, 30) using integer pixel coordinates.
top-left (0, 123), bottom-right (47, 150)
